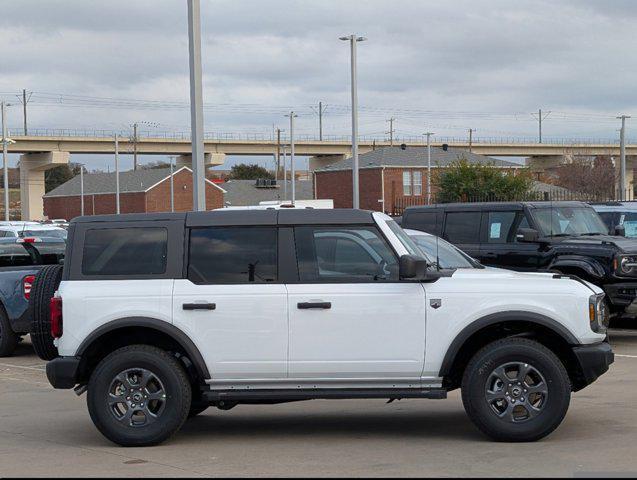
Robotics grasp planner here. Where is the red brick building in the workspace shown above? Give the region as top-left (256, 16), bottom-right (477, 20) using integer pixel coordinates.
top-left (314, 146), bottom-right (522, 214)
top-left (44, 166), bottom-right (226, 220)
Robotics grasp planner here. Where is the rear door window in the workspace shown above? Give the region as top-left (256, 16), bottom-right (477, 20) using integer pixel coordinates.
top-left (487, 211), bottom-right (517, 244)
top-left (82, 228), bottom-right (168, 276)
top-left (0, 244), bottom-right (33, 267)
top-left (188, 227), bottom-right (278, 284)
top-left (444, 212), bottom-right (481, 244)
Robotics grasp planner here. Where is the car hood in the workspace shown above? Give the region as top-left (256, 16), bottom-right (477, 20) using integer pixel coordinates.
top-left (450, 267), bottom-right (603, 295)
top-left (554, 235), bottom-right (637, 253)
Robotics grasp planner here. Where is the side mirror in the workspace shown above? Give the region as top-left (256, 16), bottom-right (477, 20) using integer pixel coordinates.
top-left (613, 225), bottom-right (626, 237)
top-left (399, 254), bottom-right (428, 280)
top-left (516, 228), bottom-right (540, 243)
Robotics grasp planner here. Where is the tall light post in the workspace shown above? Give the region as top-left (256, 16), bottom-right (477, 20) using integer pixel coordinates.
top-left (424, 132), bottom-right (434, 204)
top-left (340, 34), bottom-right (366, 209)
top-left (282, 145), bottom-right (288, 202)
top-left (80, 166), bottom-right (85, 216)
top-left (187, 0), bottom-right (206, 211)
top-left (170, 156), bottom-right (175, 212)
top-left (114, 134), bottom-right (120, 214)
top-left (1, 102), bottom-right (10, 221)
top-left (618, 115), bottom-right (631, 200)
top-left (285, 112), bottom-right (298, 206)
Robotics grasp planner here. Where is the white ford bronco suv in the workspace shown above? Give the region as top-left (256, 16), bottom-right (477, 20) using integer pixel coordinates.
top-left (30, 209), bottom-right (614, 447)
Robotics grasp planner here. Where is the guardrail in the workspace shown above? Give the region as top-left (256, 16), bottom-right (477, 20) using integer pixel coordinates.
top-left (5, 128), bottom-right (634, 146)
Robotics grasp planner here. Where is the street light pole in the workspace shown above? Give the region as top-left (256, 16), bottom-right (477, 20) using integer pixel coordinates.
top-left (424, 132), bottom-right (434, 205)
top-left (282, 145), bottom-right (288, 202)
top-left (187, 0), bottom-right (206, 212)
top-left (340, 34), bottom-right (366, 209)
top-left (1, 102), bottom-right (9, 221)
top-left (170, 156), bottom-right (175, 213)
top-left (80, 166), bottom-right (84, 216)
top-left (115, 134), bottom-right (120, 214)
top-left (618, 114), bottom-right (631, 200)
top-left (286, 112), bottom-right (298, 206)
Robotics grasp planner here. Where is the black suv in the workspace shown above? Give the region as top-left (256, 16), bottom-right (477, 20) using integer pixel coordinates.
top-left (402, 201), bottom-right (637, 317)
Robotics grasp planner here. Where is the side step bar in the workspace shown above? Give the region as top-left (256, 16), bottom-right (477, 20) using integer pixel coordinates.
top-left (203, 388), bottom-right (447, 403)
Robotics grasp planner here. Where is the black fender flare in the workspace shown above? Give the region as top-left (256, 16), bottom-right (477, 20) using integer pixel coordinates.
top-left (76, 317), bottom-right (210, 380)
top-left (548, 255), bottom-right (606, 279)
top-left (438, 311), bottom-right (580, 378)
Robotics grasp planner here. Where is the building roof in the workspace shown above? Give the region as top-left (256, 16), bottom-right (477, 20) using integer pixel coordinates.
top-left (314, 146), bottom-right (521, 172)
top-left (221, 179), bottom-right (313, 206)
top-left (44, 166), bottom-right (225, 197)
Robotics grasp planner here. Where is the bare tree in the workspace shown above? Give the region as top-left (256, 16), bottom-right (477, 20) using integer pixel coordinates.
top-left (555, 155), bottom-right (617, 200)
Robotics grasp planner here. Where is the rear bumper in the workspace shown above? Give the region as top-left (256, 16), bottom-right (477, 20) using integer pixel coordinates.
top-left (572, 341), bottom-right (614, 389)
top-left (46, 356), bottom-right (80, 389)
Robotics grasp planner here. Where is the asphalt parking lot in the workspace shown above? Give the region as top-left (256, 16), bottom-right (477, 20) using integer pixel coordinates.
top-left (1, 330), bottom-right (636, 478)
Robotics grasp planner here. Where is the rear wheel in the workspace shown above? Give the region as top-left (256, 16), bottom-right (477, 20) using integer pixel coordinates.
top-left (87, 345), bottom-right (192, 447)
top-left (0, 308), bottom-right (18, 357)
top-left (29, 265), bottom-right (63, 361)
top-left (461, 337), bottom-right (571, 442)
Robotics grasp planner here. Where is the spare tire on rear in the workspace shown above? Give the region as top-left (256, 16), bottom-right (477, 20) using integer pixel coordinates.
top-left (29, 264), bottom-right (63, 361)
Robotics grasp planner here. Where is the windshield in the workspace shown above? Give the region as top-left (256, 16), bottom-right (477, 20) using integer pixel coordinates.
top-left (20, 229), bottom-right (67, 240)
top-left (385, 220), bottom-right (424, 257)
top-left (530, 207), bottom-right (608, 237)
top-left (409, 233), bottom-right (478, 269)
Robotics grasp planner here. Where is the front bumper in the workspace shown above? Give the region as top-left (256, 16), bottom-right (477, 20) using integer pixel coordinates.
top-left (572, 341), bottom-right (614, 389)
top-left (604, 283), bottom-right (637, 314)
top-left (46, 357), bottom-right (80, 389)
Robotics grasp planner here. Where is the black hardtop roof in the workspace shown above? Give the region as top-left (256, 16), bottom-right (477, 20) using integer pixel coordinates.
top-left (405, 201), bottom-right (590, 212)
top-left (70, 209), bottom-right (376, 227)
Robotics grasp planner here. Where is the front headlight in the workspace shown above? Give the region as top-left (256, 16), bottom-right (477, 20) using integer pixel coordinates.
top-left (589, 293), bottom-right (609, 334)
top-left (618, 255), bottom-right (637, 276)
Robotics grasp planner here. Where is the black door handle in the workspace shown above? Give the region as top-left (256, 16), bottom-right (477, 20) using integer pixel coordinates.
top-left (297, 302), bottom-right (332, 310)
top-left (183, 303), bottom-right (216, 311)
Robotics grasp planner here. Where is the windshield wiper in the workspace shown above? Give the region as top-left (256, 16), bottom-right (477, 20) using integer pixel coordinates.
top-left (549, 233), bottom-right (576, 237)
top-left (579, 233), bottom-right (606, 236)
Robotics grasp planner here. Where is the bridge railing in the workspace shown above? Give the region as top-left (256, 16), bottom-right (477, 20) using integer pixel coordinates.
top-left (5, 127), bottom-right (633, 145)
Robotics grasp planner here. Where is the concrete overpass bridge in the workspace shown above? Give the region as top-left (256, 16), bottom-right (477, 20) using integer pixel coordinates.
top-left (5, 128), bottom-right (637, 220)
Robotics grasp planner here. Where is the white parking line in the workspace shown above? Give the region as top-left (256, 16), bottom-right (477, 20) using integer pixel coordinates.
top-left (616, 354), bottom-right (637, 358)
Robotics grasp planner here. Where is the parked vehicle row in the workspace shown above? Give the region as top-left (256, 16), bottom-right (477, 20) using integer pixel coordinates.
top-left (0, 221), bottom-right (68, 240)
top-left (27, 208), bottom-right (612, 447)
top-left (402, 201), bottom-right (637, 318)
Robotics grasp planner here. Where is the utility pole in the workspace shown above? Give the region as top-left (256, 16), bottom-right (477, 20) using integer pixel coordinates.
top-left (276, 128), bottom-right (281, 181)
top-left (340, 34), bottom-right (367, 210)
top-left (618, 115), bottom-right (631, 200)
top-left (532, 109), bottom-right (551, 143)
top-left (286, 112), bottom-right (298, 206)
top-left (468, 128), bottom-right (473, 153)
top-left (282, 145), bottom-right (288, 201)
top-left (187, 0), bottom-right (206, 211)
top-left (80, 167), bottom-right (85, 216)
top-left (115, 134), bottom-right (120, 214)
top-left (1, 102), bottom-right (9, 221)
top-left (170, 156), bottom-right (175, 212)
top-left (18, 90), bottom-right (31, 136)
top-left (132, 123), bottom-right (138, 171)
top-left (424, 132), bottom-right (434, 205)
top-left (319, 102), bottom-right (324, 141)
top-left (386, 117), bottom-right (396, 146)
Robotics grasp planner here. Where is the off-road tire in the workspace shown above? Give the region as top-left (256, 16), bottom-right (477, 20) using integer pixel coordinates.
top-left (29, 265), bottom-right (63, 361)
top-left (0, 307), bottom-right (18, 357)
top-left (461, 337), bottom-right (571, 442)
top-left (87, 345), bottom-right (192, 447)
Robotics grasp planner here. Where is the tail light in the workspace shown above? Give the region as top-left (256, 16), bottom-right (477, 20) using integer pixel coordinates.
top-left (50, 297), bottom-right (63, 339)
top-left (23, 275), bottom-right (36, 300)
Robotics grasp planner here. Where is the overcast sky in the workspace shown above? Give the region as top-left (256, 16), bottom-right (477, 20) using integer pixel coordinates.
top-left (1, 0), bottom-right (636, 170)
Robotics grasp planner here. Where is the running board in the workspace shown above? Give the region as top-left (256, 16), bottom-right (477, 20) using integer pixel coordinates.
top-left (202, 388), bottom-right (447, 403)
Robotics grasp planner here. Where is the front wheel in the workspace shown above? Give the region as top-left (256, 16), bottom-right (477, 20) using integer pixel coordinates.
top-left (461, 337), bottom-right (571, 442)
top-left (87, 345), bottom-right (192, 447)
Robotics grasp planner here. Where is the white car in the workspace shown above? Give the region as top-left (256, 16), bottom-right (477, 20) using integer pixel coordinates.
top-left (0, 223), bottom-right (67, 240)
top-left (32, 209), bottom-right (613, 447)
